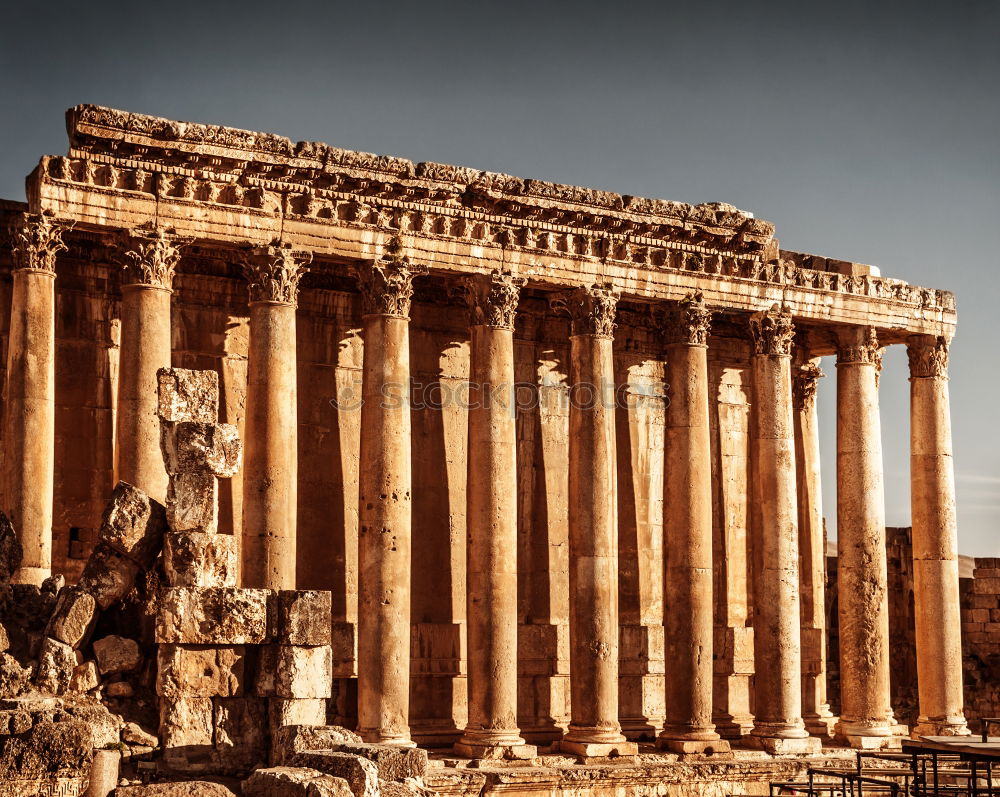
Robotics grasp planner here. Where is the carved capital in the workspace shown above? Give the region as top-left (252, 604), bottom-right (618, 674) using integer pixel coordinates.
top-left (663, 291), bottom-right (712, 346)
top-left (793, 360), bottom-right (824, 409)
top-left (9, 213), bottom-right (67, 273)
top-left (749, 305), bottom-right (795, 356)
top-left (120, 227), bottom-right (185, 289)
top-left (550, 284), bottom-right (618, 338)
top-left (907, 335), bottom-right (949, 379)
top-left (465, 271), bottom-right (524, 329)
top-left (836, 326), bottom-right (882, 366)
top-left (241, 243), bottom-right (311, 305)
top-left (357, 238), bottom-right (420, 318)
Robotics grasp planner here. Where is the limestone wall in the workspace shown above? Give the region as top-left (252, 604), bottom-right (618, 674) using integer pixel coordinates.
top-left (960, 557), bottom-right (1000, 731)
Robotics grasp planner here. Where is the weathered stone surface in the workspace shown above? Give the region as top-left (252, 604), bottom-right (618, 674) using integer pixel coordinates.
top-left (321, 743), bottom-right (428, 781)
top-left (214, 696), bottom-right (268, 773)
top-left (274, 646), bottom-right (332, 699)
top-left (269, 698), bottom-right (327, 731)
top-left (275, 591), bottom-right (332, 646)
top-left (158, 366), bottom-right (220, 424)
top-left (160, 696), bottom-right (214, 769)
top-left (0, 623), bottom-right (9, 653)
top-left (163, 422), bottom-right (242, 478)
top-left (64, 701), bottom-right (123, 747)
top-left (284, 752), bottom-right (379, 797)
top-left (106, 680), bottom-right (134, 698)
top-left (0, 652), bottom-right (31, 697)
top-left (121, 720), bottom-right (158, 747)
top-left (78, 541), bottom-right (141, 609)
top-left (157, 644), bottom-right (246, 697)
top-left (98, 481), bottom-right (168, 568)
top-left (0, 720), bottom-right (92, 779)
top-left (271, 725), bottom-right (363, 765)
top-left (69, 660), bottom-right (99, 692)
top-left (243, 766), bottom-right (354, 797)
top-left (0, 512), bottom-right (23, 582)
top-left (117, 782), bottom-right (239, 797)
top-left (163, 531), bottom-right (237, 587)
top-left (167, 472), bottom-right (219, 533)
top-left (92, 635), bottom-right (141, 675)
top-left (34, 637), bottom-right (75, 694)
top-left (44, 585), bottom-right (97, 648)
top-left (156, 587), bottom-right (271, 644)
top-left (379, 780), bottom-right (434, 797)
top-left (40, 573), bottom-right (64, 595)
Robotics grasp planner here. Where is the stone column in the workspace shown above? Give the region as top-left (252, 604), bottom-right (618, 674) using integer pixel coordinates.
top-left (455, 272), bottom-right (535, 760)
top-left (747, 307), bottom-right (819, 754)
top-left (834, 326), bottom-right (895, 748)
top-left (240, 243), bottom-right (308, 590)
top-left (554, 285), bottom-right (636, 759)
top-left (117, 229), bottom-right (183, 505)
top-left (3, 213), bottom-right (64, 585)
top-left (658, 293), bottom-right (729, 754)
top-left (793, 350), bottom-right (837, 737)
top-left (356, 245), bottom-right (418, 747)
top-left (907, 335), bottom-right (969, 737)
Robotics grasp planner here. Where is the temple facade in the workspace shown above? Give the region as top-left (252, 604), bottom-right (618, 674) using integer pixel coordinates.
top-left (0, 106), bottom-right (969, 758)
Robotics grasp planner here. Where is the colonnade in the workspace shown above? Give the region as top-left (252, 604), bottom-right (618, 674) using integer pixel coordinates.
top-left (1, 214), bottom-right (970, 753)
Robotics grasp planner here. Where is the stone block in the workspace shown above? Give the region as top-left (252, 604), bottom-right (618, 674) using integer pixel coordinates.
top-left (93, 635), bottom-right (141, 675)
top-left (275, 591), bottom-right (333, 645)
top-left (271, 725), bottom-right (363, 765)
top-left (163, 422), bottom-right (242, 478)
top-left (106, 680), bottom-right (134, 698)
top-left (163, 531), bottom-right (237, 587)
top-left (330, 622), bottom-right (357, 678)
top-left (275, 646), bottom-right (332, 699)
top-left (160, 696), bottom-right (214, 770)
top-left (34, 637), bottom-right (76, 694)
top-left (167, 472), bottom-right (219, 533)
top-left (0, 511), bottom-right (22, 582)
top-left (158, 367), bottom-right (220, 423)
top-left (98, 481), bottom-right (168, 569)
top-left (69, 661), bottom-right (99, 692)
top-left (269, 698), bottom-right (327, 731)
top-left (214, 696), bottom-right (268, 774)
top-left (243, 767), bottom-right (353, 797)
top-left (284, 752), bottom-right (378, 797)
top-left (319, 742), bottom-right (428, 781)
top-left (156, 587), bottom-right (272, 644)
top-left (0, 652), bottom-right (31, 697)
top-left (158, 644), bottom-right (246, 697)
top-left (45, 586), bottom-right (97, 648)
top-left (79, 541), bottom-right (142, 609)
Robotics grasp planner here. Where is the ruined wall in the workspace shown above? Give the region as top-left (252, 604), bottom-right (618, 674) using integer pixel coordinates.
top-left (960, 557), bottom-right (1000, 732)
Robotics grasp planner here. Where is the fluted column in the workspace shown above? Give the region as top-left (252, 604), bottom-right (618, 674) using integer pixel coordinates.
top-left (240, 243), bottom-right (308, 589)
top-left (455, 272), bottom-right (536, 760)
top-left (554, 285), bottom-right (636, 759)
top-left (834, 326), bottom-right (895, 748)
top-left (658, 293), bottom-right (729, 754)
top-left (747, 307), bottom-right (819, 754)
top-left (793, 350), bottom-right (837, 737)
top-left (116, 228), bottom-right (182, 505)
top-left (356, 244), bottom-right (417, 747)
top-left (907, 335), bottom-right (969, 737)
top-left (3, 213), bottom-right (64, 585)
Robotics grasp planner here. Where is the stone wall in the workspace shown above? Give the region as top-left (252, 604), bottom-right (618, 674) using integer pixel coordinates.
top-left (960, 557), bottom-right (1000, 732)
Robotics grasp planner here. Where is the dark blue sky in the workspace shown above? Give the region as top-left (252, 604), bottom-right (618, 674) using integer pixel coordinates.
top-left (2, 0), bottom-right (997, 553)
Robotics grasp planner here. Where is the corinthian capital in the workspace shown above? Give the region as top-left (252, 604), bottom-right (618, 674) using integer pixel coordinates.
top-left (550, 284), bottom-right (618, 338)
top-left (836, 326), bottom-right (882, 366)
top-left (120, 227), bottom-right (186, 289)
top-left (465, 271), bottom-right (525, 329)
top-left (749, 305), bottom-right (795, 356)
top-left (663, 291), bottom-right (712, 346)
top-left (907, 335), bottom-right (949, 379)
top-left (793, 359), bottom-right (824, 409)
top-left (241, 242), bottom-right (311, 305)
top-left (10, 213), bottom-right (67, 273)
top-left (357, 238), bottom-right (421, 318)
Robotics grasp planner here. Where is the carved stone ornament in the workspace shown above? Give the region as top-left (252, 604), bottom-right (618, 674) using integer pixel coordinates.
top-left (664, 291), bottom-right (712, 346)
top-left (356, 237), bottom-right (420, 318)
top-left (466, 271), bottom-right (525, 329)
top-left (836, 326), bottom-right (882, 366)
top-left (907, 335), bottom-right (949, 379)
top-left (550, 284), bottom-right (618, 338)
top-left (749, 304), bottom-right (795, 356)
top-left (241, 242), bottom-right (311, 305)
top-left (793, 360), bottom-right (824, 409)
top-left (10, 212), bottom-right (67, 273)
top-left (120, 227), bottom-right (185, 289)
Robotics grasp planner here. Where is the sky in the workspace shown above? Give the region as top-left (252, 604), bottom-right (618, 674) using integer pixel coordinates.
top-left (1, 0), bottom-right (997, 555)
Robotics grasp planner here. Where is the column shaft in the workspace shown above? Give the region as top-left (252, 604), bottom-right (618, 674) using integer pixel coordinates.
top-left (834, 326), bottom-right (895, 747)
top-left (908, 336), bottom-right (969, 737)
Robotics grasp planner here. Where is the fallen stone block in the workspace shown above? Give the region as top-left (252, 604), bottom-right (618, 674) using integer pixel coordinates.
top-left (98, 481), bottom-right (168, 569)
top-left (78, 541), bottom-right (142, 609)
top-left (167, 471), bottom-right (219, 533)
top-left (284, 752), bottom-right (379, 797)
top-left (214, 696), bottom-right (268, 774)
top-left (93, 634), bottom-right (141, 675)
top-left (163, 421), bottom-right (242, 477)
top-left (269, 698), bottom-right (327, 731)
top-left (0, 511), bottom-right (23, 583)
top-left (158, 367), bottom-right (220, 424)
top-left (156, 587), bottom-right (271, 644)
top-left (69, 660), bottom-right (99, 692)
top-left (160, 696), bottom-right (214, 771)
top-left (275, 590), bottom-right (333, 646)
top-left (271, 725), bottom-right (364, 765)
top-left (243, 766), bottom-right (354, 797)
top-left (118, 782), bottom-right (239, 797)
top-left (274, 645), bottom-right (332, 699)
top-left (163, 530), bottom-right (237, 587)
top-left (157, 644), bottom-right (246, 698)
top-left (64, 701), bottom-right (123, 747)
top-left (379, 780), bottom-right (435, 797)
top-left (106, 680), bottom-right (134, 698)
top-left (121, 720), bottom-right (159, 747)
top-left (0, 652), bottom-right (31, 698)
top-left (322, 743), bottom-right (428, 781)
top-left (44, 585), bottom-right (97, 648)
top-left (34, 636), bottom-right (76, 694)
top-left (0, 720), bottom-right (92, 781)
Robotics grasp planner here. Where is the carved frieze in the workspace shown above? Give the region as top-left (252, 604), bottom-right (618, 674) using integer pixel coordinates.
top-left (465, 271), bottom-right (524, 330)
top-left (119, 227), bottom-right (185, 289)
top-left (9, 212), bottom-right (67, 273)
top-left (356, 238), bottom-right (420, 318)
top-left (241, 242), bottom-right (311, 305)
top-left (907, 335), bottom-right (949, 379)
top-left (749, 305), bottom-right (795, 356)
top-left (663, 291), bottom-right (712, 347)
top-left (550, 284), bottom-right (619, 338)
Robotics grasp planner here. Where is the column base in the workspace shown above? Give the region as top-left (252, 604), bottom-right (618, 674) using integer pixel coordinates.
top-left (10, 566), bottom-right (50, 586)
top-left (358, 730), bottom-right (417, 748)
top-left (804, 712), bottom-right (838, 738)
top-left (912, 718), bottom-right (971, 738)
top-left (657, 737), bottom-right (732, 755)
top-left (745, 735), bottom-right (822, 754)
top-left (556, 739), bottom-right (638, 758)
top-left (454, 740), bottom-right (537, 761)
top-left (839, 734), bottom-right (902, 750)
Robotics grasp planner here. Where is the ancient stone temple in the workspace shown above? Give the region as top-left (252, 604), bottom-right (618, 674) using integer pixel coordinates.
top-left (0, 106), bottom-right (971, 793)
